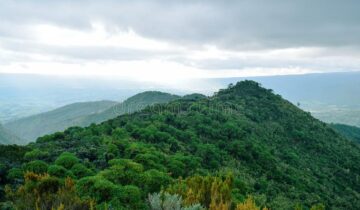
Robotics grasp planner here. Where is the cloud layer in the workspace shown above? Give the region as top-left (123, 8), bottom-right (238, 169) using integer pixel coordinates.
top-left (1, 0), bottom-right (360, 81)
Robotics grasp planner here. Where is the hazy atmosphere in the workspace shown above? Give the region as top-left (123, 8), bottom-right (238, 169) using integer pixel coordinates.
top-left (1, 1), bottom-right (360, 210)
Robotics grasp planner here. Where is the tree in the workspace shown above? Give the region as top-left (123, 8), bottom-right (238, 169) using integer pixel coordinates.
top-left (76, 176), bottom-right (116, 204)
top-left (55, 152), bottom-right (79, 169)
top-left (100, 158), bottom-right (143, 185)
top-left (166, 157), bottom-right (186, 178)
top-left (141, 169), bottom-right (172, 194)
top-left (24, 160), bottom-right (48, 174)
top-left (24, 149), bottom-right (49, 161)
top-left (111, 185), bottom-right (145, 209)
top-left (6, 168), bottom-right (23, 184)
top-left (47, 165), bottom-right (69, 178)
top-left (70, 163), bottom-right (93, 179)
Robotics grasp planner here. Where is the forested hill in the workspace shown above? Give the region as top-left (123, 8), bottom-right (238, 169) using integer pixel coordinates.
top-left (0, 124), bottom-right (22, 145)
top-left (1, 81), bottom-right (359, 210)
top-left (78, 91), bottom-right (181, 127)
top-left (4, 92), bottom-right (181, 144)
top-left (330, 123), bottom-right (360, 144)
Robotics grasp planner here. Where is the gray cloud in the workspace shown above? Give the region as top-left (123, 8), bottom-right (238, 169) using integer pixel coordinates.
top-left (182, 56), bottom-right (360, 73)
top-left (1, 0), bottom-right (359, 50)
top-left (0, 39), bottom-right (175, 62)
top-left (1, 0), bottom-right (360, 76)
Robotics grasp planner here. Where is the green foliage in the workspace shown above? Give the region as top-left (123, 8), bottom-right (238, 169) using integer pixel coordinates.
top-left (330, 123), bottom-right (360, 143)
top-left (310, 203), bottom-right (325, 210)
top-left (294, 203), bottom-right (303, 210)
top-left (6, 168), bottom-right (23, 183)
top-left (4, 91), bottom-right (181, 143)
top-left (55, 152), bottom-right (79, 169)
top-left (112, 127), bottom-right (129, 140)
top-left (100, 158), bottom-right (144, 186)
top-left (166, 157), bottom-right (186, 178)
top-left (76, 176), bottom-right (146, 209)
top-left (24, 160), bottom-right (48, 174)
top-left (70, 163), bottom-right (93, 179)
top-left (0, 163), bottom-right (6, 179)
top-left (111, 185), bottom-right (144, 209)
top-left (141, 169), bottom-right (172, 193)
top-left (1, 81), bottom-right (360, 209)
top-left (76, 176), bottom-right (116, 203)
top-left (47, 165), bottom-right (69, 178)
top-left (24, 149), bottom-right (49, 161)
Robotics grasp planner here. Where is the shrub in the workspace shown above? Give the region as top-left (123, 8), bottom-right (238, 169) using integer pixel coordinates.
top-left (76, 176), bottom-right (117, 203)
top-left (5, 172), bottom-right (93, 209)
top-left (148, 192), bottom-right (205, 210)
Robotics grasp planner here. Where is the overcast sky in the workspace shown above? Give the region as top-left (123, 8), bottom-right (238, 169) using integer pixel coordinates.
top-left (1, 0), bottom-right (360, 85)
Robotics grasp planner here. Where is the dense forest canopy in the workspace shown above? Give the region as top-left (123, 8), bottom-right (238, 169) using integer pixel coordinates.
top-left (0, 81), bottom-right (359, 210)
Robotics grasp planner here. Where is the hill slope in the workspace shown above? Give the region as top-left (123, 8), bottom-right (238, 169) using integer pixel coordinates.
top-left (1, 81), bottom-right (359, 209)
top-left (4, 92), bottom-right (181, 144)
top-left (4, 100), bottom-right (117, 143)
top-left (76, 91), bottom-right (181, 126)
top-left (0, 124), bottom-right (22, 145)
top-left (213, 72), bottom-right (360, 127)
top-left (330, 123), bottom-right (360, 144)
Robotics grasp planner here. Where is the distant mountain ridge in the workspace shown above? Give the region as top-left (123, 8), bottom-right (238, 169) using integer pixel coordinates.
top-left (2, 72), bottom-right (360, 127)
top-left (4, 91), bottom-right (182, 144)
top-left (330, 123), bottom-right (360, 144)
top-left (4, 100), bottom-right (117, 143)
top-left (76, 91), bottom-right (181, 126)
